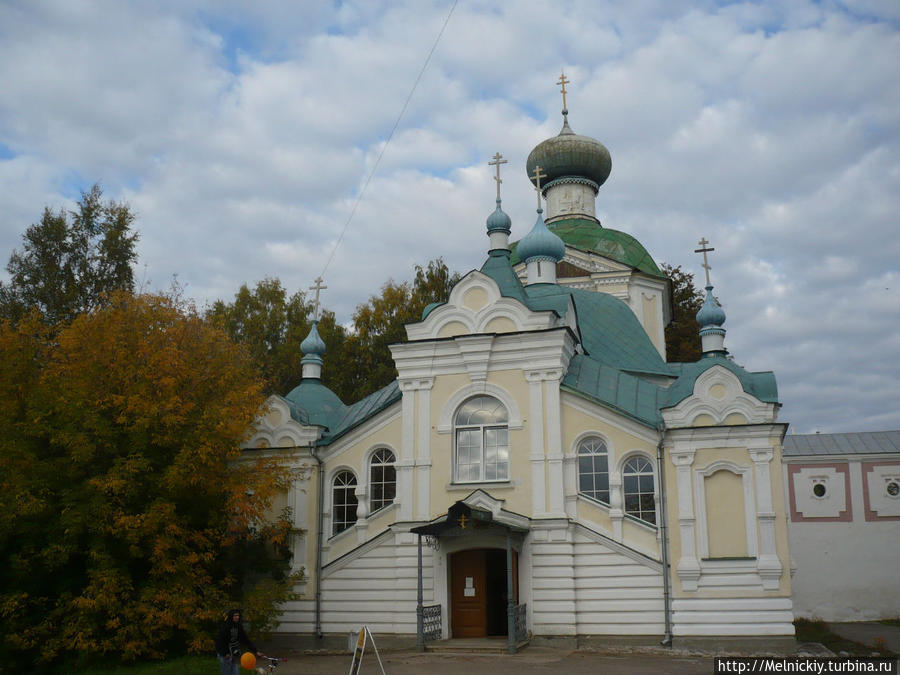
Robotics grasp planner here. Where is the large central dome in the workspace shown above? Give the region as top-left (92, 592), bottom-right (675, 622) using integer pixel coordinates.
top-left (526, 117), bottom-right (612, 189)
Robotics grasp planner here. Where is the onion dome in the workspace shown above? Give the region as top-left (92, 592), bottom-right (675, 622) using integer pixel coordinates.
top-left (486, 198), bottom-right (512, 234)
top-left (301, 320), bottom-right (326, 357)
top-left (526, 115), bottom-right (612, 190)
top-left (517, 208), bottom-right (565, 263)
top-left (696, 286), bottom-right (726, 328)
top-left (300, 320), bottom-right (326, 379)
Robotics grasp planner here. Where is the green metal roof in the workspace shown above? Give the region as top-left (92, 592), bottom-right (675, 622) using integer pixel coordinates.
top-left (510, 217), bottom-right (664, 279)
top-left (660, 355), bottom-right (779, 410)
top-left (280, 379), bottom-right (401, 446)
top-left (562, 354), bottom-right (665, 426)
top-left (522, 284), bottom-right (672, 377)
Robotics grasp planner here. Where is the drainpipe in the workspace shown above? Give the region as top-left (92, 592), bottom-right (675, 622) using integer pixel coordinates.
top-left (656, 423), bottom-right (673, 647)
top-left (310, 442), bottom-right (325, 640)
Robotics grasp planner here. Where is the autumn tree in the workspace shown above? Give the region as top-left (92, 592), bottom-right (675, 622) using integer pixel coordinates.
top-left (0, 184), bottom-right (139, 325)
top-left (207, 278), bottom-right (345, 397)
top-left (0, 293), bottom-right (297, 667)
top-left (337, 258), bottom-right (461, 402)
top-left (661, 263), bottom-right (704, 362)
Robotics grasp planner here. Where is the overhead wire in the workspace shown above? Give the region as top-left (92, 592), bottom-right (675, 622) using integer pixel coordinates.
top-left (317, 0), bottom-right (459, 281)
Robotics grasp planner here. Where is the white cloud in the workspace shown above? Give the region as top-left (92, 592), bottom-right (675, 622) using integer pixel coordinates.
top-left (1, 0), bottom-right (898, 433)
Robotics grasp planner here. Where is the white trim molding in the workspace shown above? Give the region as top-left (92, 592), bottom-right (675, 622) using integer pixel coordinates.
top-left (662, 365), bottom-right (778, 428)
top-left (437, 381), bottom-right (523, 433)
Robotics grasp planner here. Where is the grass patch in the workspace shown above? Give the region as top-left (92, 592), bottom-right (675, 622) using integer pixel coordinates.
top-left (794, 619), bottom-right (897, 657)
top-left (77, 654), bottom-right (216, 674)
top-left (880, 619), bottom-right (900, 627)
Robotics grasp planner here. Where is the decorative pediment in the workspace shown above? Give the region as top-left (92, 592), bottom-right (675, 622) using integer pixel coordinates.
top-left (405, 270), bottom-right (558, 341)
top-left (242, 395), bottom-right (320, 449)
top-left (661, 365), bottom-right (778, 428)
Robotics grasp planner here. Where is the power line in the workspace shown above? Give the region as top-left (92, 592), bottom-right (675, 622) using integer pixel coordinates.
top-left (317, 0), bottom-right (459, 280)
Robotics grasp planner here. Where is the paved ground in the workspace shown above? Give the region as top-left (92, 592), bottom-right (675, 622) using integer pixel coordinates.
top-left (829, 622), bottom-right (900, 653)
top-left (263, 647), bottom-right (713, 674)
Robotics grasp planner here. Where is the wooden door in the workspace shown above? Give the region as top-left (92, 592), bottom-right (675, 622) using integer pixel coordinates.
top-left (450, 550), bottom-right (487, 637)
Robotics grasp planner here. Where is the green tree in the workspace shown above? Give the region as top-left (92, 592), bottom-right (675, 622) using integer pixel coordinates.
top-left (0, 184), bottom-right (139, 325)
top-left (662, 263), bottom-right (704, 363)
top-left (338, 258), bottom-right (461, 402)
top-left (207, 278), bottom-right (346, 398)
top-left (0, 293), bottom-right (297, 667)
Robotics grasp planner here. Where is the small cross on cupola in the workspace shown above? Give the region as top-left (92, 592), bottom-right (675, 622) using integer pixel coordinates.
top-left (485, 152), bottom-right (512, 250)
top-left (557, 70), bottom-right (570, 116)
top-left (693, 237), bottom-right (727, 357)
top-left (309, 276), bottom-right (327, 322)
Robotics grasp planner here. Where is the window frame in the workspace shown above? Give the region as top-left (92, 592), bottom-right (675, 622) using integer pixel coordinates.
top-left (453, 395), bottom-right (510, 483)
top-left (368, 448), bottom-right (397, 514)
top-left (577, 436), bottom-right (610, 505)
top-left (622, 455), bottom-right (656, 525)
top-left (331, 470), bottom-right (358, 536)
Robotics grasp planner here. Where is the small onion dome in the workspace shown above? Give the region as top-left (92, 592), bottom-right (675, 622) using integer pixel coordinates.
top-left (696, 285), bottom-right (726, 328)
top-left (301, 320), bottom-right (326, 358)
top-left (526, 117), bottom-right (612, 189)
top-left (517, 208), bottom-right (566, 263)
top-left (486, 198), bottom-right (512, 234)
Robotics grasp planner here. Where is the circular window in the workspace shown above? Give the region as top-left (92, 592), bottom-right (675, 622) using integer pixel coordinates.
top-left (812, 483), bottom-right (826, 498)
top-left (887, 481), bottom-right (900, 498)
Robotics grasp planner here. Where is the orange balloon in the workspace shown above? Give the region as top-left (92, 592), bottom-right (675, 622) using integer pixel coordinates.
top-left (240, 652), bottom-right (256, 670)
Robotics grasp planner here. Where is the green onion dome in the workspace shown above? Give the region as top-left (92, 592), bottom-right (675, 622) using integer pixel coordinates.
top-left (517, 208), bottom-right (565, 263)
top-left (526, 116), bottom-right (612, 190)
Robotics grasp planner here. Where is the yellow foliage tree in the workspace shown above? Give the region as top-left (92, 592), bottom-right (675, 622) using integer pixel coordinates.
top-left (0, 292), bottom-right (298, 666)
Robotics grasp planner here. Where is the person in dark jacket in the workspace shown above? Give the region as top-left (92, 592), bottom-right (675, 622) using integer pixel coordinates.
top-left (215, 608), bottom-right (262, 675)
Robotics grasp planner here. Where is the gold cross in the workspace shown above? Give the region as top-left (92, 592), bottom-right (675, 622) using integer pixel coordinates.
top-left (694, 238), bottom-right (715, 286)
top-left (557, 70), bottom-right (570, 110)
top-left (457, 514), bottom-right (468, 529)
top-left (488, 152), bottom-right (508, 200)
top-left (531, 164), bottom-right (547, 210)
top-left (309, 276), bottom-right (327, 321)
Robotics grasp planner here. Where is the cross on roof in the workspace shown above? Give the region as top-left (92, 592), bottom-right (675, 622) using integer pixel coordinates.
top-left (557, 70), bottom-right (570, 111)
top-left (488, 151), bottom-right (508, 200)
top-left (309, 276), bottom-right (327, 321)
top-left (694, 237), bottom-right (715, 286)
top-left (531, 164), bottom-right (547, 210)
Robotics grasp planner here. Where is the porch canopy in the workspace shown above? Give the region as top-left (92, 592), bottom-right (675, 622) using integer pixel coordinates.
top-left (411, 500), bottom-right (529, 538)
top-left (411, 500), bottom-right (528, 653)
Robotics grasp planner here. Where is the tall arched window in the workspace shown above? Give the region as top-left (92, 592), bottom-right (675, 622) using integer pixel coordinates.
top-left (454, 395), bottom-right (509, 482)
top-left (369, 448), bottom-right (396, 513)
top-left (332, 471), bottom-right (358, 535)
top-left (577, 437), bottom-right (609, 504)
top-left (623, 456), bottom-right (656, 525)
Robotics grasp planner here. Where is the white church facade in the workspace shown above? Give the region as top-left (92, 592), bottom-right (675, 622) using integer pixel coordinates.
top-left (243, 86), bottom-right (803, 651)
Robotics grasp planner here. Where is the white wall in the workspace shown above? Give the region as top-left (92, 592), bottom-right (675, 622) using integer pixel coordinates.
top-left (786, 458), bottom-right (900, 621)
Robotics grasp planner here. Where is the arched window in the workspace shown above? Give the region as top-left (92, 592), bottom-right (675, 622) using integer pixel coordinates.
top-left (332, 470), bottom-right (358, 535)
top-left (369, 448), bottom-right (396, 513)
top-left (454, 395), bottom-right (509, 482)
top-left (577, 437), bottom-right (609, 504)
top-left (623, 456), bottom-right (656, 525)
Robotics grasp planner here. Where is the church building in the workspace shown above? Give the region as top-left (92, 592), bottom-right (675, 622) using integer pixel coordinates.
top-left (243, 80), bottom-right (796, 651)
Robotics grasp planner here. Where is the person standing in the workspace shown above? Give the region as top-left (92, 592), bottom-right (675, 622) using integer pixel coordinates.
top-left (215, 608), bottom-right (262, 675)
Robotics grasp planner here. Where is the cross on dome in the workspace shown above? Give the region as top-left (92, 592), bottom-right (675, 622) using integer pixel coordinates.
top-left (557, 70), bottom-right (570, 112)
top-left (309, 276), bottom-right (327, 321)
top-left (488, 152), bottom-right (508, 200)
top-left (531, 164), bottom-right (547, 211)
top-left (694, 237), bottom-right (715, 287)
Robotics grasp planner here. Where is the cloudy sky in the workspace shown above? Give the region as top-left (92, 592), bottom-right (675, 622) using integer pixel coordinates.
top-left (1, 0), bottom-right (898, 434)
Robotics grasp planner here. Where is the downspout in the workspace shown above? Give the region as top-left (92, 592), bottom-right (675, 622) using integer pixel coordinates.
top-left (310, 441), bottom-right (325, 640)
top-left (656, 423), bottom-right (673, 647)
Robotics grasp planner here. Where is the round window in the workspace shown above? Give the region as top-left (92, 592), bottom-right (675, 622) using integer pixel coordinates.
top-left (812, 483), bottom-right (826, 498)
top-left (887, 481), bottom-right (900, 498)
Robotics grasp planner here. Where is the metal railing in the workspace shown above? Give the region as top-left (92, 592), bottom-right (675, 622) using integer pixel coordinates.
top-left (513, 603), bottom-right (527, 644)
top-left (423, 604), bottom-right (442, 642)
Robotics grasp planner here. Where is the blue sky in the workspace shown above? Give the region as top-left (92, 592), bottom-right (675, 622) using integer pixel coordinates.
top-left (1, 0), bottom-right (898, 433)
